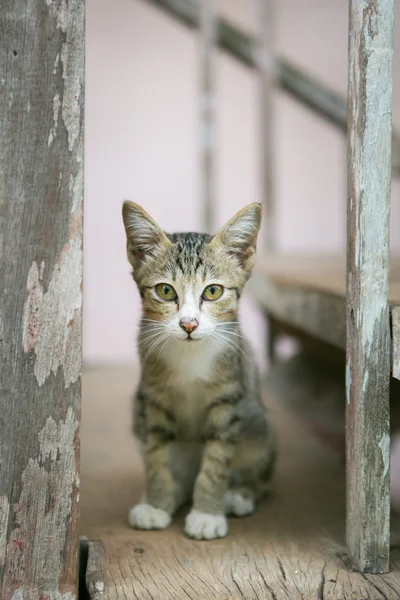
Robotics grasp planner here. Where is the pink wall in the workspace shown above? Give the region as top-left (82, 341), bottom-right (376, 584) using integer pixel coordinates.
top-left (84, 0), bottom-right (400, 365)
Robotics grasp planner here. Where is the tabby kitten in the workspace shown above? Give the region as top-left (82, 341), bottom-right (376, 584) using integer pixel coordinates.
top-left (122, 202), bottom-right (275, 540)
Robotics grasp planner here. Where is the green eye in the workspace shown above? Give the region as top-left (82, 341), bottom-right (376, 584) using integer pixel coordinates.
top-left (155, 283), bottom-right (177, 301)
top-left (202, 284), bottom-right (224, 301)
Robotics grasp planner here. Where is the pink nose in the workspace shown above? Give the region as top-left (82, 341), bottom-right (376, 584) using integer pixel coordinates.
top-left (179, 319), bottom-right (198, 335)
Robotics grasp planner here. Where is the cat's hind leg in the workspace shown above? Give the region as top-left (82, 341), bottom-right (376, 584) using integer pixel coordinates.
top-left (224, 487), bottom-right (255, 516)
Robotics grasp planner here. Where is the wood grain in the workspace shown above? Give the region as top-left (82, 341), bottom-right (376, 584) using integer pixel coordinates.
top-left (80, 367), bottom-right (400, 599)
top-left (145, 0), bottom-right (400, 175)
top-left (346, 0), bottom-right (394, 573)
top-left (393, 307), bottom-right (400, 380)
top-left (0, 0), bottom-right (84, 597)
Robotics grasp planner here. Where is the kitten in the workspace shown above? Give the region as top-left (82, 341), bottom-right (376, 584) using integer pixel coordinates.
top-left (122, 201), bottom-right (275, 540)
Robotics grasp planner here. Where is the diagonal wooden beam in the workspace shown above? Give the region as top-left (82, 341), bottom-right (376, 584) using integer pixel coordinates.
top-left (145, 0), bottom-right (400, 175)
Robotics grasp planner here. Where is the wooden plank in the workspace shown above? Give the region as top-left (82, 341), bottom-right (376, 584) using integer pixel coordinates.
top-left (346, 0), bottom-right (394, 573)
top-left (254, 254), bottom-right (400, 304)
top-left (81, 366), bottom-right (400, 599)
top-left (393, 307), bottom-right (400, 380)
top-left (86, 541), bottom-right (107, 600)
top-left (247, 271), bottom-right (347, 350)
top-left (199, 0), bottom-right (217, 233)
top-left (249, 266), bottom-right (400, 382)
top-left (145, 0), bottom-right (400, 175)
top-left (0, 0), bottom-right (84, 597)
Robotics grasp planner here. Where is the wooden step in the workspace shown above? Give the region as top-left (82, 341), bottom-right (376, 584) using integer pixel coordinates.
top-left (248, 254), bottom-right (400, 379)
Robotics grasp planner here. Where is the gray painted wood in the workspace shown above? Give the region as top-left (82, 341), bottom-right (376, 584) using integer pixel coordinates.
top-left (392, 307), bottom-right (400, 380)
top-left (199, 0), bottom-right (217, 233)
top-left (0, 0), bottom-right (84, 597)
top-left (346, 0), bottom-right (394, 573)
top-left (146, 0), bottom-right (400, 175)
top-left (86, 541), bottom-right (107, 599)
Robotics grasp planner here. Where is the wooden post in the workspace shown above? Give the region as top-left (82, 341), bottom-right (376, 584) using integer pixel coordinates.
top-left (200, 0), bottom-right (217, 233)
top-left (346, 0), bottom-right (394, 573)
top-left (0, 0), bottom-right (84, 597)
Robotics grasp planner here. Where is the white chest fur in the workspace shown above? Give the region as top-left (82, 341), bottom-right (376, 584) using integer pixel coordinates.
top-left (161, 339), bottom-right (218, 439)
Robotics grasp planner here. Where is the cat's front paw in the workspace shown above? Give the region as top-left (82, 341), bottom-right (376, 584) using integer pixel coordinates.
top-left (184, 510), bottom-right (228, 540)
top-left (128, 503), bottom-right (172, 530)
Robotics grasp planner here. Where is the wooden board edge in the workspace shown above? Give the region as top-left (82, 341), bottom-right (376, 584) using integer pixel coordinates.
top-left (392, 306), bottom-right (400, 381)
top-left (86, 540), bottom-right (108, 600)
top-left (247, 271), bottom-right (346, 350)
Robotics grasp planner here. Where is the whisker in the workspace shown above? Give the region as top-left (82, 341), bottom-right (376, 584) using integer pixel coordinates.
top-left (211, 331), bottom-right (245, 358)
top-left (142, 332), bottom-right (170, 363)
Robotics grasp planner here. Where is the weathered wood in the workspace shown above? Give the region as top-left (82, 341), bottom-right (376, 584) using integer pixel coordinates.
top-left (145, 0), bottom-right (400, 175)
top-left (247, 269), bottom-right (347, 350)
top-left (0, 0), bottom-right (84, 597)
top-left (81, 366), bottom-right (400, 599)
top-left (346, 0), bottom-right (394, 573)
top-left (86, 542), bottom-right (107, 600)
top-left (249, 257), bottom-right (400, 381)
top-left (393, 307), bottom-right (400, 380)
top-left (199, 0), bottom-right (217, 233)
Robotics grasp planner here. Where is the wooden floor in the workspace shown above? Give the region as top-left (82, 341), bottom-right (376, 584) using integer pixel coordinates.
top-left (80, 366), bottom-right (400, 599)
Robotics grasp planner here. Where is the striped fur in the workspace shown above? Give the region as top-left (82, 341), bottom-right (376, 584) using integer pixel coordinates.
top-left (122, 202), bottom-right (276, 539)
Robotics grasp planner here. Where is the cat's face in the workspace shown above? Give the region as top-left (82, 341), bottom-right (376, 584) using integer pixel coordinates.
top-left (122, 202), bottom-right (261, 349)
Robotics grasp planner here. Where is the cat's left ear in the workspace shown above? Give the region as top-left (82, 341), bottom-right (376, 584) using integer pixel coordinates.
top-left (211, 203), bottom-right (262, 271)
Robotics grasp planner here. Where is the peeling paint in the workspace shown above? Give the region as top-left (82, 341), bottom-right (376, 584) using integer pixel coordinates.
top-left (94, 581), bottom-right (105, 593)
top-left (363, 370), bottom-right (369, 392)
top-left (346, 359), bottom-right (352, 405)
top-left (379, 433), bottom-right (390, 478)
top-left (48, 93), bottom-right (61, 146)
top-left (60, 0), bottom-right (84, 153)
top-left (4, 409), bottom-right (78, 599)
top-left (45, 0), bottom-right (68, 33)
top-left (22, 157), bottom-right (82, 388)
top-left (32, 232), bottom-right (82, 387)
top-left (22, 196), bottom-right (82, 388)
top-left (54, 52), bottom-right (60, 74)
top-left (392, 307), bottom-right (400, 380)
top-left (0, 496), bottom-right (10, 567)
top-left (22, 263), bottom-right (44, 353)
top-left (45, 0), bottom-right (83, 152)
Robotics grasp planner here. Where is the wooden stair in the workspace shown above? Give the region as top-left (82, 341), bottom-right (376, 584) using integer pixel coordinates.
top-left (248, 255), bottom-right (400, 380)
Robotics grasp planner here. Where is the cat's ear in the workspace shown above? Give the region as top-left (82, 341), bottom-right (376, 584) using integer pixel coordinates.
top-left (211, 203), bottom-right (262, 270)
top-left (122, 201), bottom-right (172, 266)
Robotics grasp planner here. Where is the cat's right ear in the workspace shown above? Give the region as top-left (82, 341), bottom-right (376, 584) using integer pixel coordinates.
top-left (122, 201), bottom-right (172, 267)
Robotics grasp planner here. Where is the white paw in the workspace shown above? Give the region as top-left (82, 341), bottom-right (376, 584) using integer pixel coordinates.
top-left (185, 510), bottom-right (228, 540)
top-left (128, 503), bottom-right (172, 530)
top-left (224, 490), bottom-right (255, 516)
